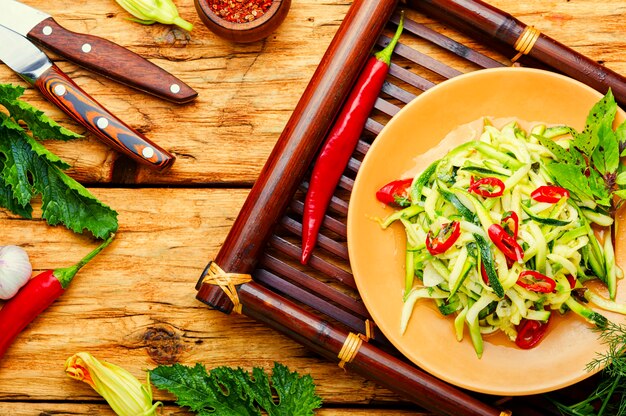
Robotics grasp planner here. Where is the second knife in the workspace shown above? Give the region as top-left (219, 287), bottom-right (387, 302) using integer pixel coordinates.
top-left (0, 25), bottom-right (175, 171)
top-left (0, 0), bottom-right (197, 104)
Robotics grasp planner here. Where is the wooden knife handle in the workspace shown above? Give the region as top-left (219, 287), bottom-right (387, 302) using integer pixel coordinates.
top-left (35, 64), bottom-right (175, 171)
top-left (28, 17), bottom-right (197, 104)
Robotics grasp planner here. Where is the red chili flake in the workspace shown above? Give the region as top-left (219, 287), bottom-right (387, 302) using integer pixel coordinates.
top-left (209, 0), bottom-right (273, 23)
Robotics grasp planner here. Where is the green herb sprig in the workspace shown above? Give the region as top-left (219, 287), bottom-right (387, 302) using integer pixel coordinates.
top-left (537, 89), bottom-right (626, 215)
top-left (0, 84), bottom-right (118, 238)
top-left (150, 362), bottom-right (322, 416)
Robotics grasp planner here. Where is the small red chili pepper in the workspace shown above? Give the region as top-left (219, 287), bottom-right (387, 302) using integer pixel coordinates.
top-left (0, 235), bottom-right (114, 360)
top-left (531, 185), bottom-right (570, 203)
top-left (426, 221), bottom-right (461, 256)
top-left (488, 224), bottom-right (524, 263)
top-left (480, 263), bottom-right (490, 285)
top-left (500, 211), bottom-right (519, 239)
top-left (515, 317), bottom-right (550, 349)
top-left (468, 176), bottom-right (505, 198)
top-left (376, 178), bottom-right (413, 207)
top-left (301, 14), bottom-right (405, 264)
top-left (516, 270), bottom-right (556, 293)
top-left (566, 274), bottom-right (577, 289)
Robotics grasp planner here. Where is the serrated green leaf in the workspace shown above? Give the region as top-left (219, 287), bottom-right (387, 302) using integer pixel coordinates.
top-left (150, 362), bottom-right (322, 416)
top-left (592, 121), bottom-right (619, 174)
top-left (0, 114), bottom-right (117, 238)
top-left (533, 134), bottom-right (578, 164)
top-left (266, 363), bottom-right (322, 416)
top-left (573, 89), bottom-right (617, 155)
top-left (0, 84), bottom-right (82, 141)
top-left (546, 162), bottom-right (594, 202)
top-left (150, 363), bottom-right (259, 416)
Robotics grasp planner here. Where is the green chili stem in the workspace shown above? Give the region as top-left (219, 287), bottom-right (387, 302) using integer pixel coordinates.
top-left (374, 11), bottom-right (404, 65)
top-left (55, 234), bottom-right (116, 289)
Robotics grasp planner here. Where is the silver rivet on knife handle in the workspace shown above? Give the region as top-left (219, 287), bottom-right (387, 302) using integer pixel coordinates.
top-left (42, 26), bottom-right (52, 35)
top-left (96, 117), bottom-right (109, 129)
top-left (53, 84), bottom-right (66, 96)
top-left (142, 147), bottom-right (155, 158)
top-left (81, 43), bottom-right (92, 53)
top-left (170, 84), bottom-right (181, 94)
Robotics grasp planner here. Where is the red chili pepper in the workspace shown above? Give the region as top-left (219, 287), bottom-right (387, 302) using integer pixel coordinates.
top-left (500, 211), bottom-right (519, 239)
top-left (488, 224), bottom-right (524, 263)
top-left (301, 15), bottom-right (405, 265)
top-left (531, 185), bottom-right (569, 203)
top-left (480, 263), bottom-right (490, 285)
top-left (468, 176), bottom-right (505, 198)
top-left (0, 235), bottom-right (114, 360)
top-left (376, 178), bottom-right (412, 207)
top-left (566, 274), bottom-right (577, 289)
top-left (516, 270), bottom-right (556, 293)
top-left (426, 221), bottom-right (460, 256)
top-left (515, 317), bottom-right (550, 349)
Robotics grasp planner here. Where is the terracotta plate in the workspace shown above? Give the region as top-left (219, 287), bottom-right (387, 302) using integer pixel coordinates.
top-left (347, 67), bottom-right (626, 395)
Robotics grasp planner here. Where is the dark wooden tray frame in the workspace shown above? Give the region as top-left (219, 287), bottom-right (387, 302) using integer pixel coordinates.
top-left (195, 1), bottom-right (626, 414)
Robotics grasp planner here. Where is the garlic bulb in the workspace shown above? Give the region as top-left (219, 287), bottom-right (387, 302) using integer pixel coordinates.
top-left (0, 246), bottom-right (32, 300)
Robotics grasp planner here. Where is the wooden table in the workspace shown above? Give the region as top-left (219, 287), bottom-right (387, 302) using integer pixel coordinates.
top-left (1, 0), bottom-right (625, 414)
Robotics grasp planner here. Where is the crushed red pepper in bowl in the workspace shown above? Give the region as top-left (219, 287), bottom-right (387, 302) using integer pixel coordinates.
top-left (195, 0), bottom-right (290, 43)
top-left (208, 0), bottom-right (273, 23)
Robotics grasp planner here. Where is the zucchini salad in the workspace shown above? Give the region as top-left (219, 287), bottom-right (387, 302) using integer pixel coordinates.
top-left (377, 96), bottom-right (626, 358)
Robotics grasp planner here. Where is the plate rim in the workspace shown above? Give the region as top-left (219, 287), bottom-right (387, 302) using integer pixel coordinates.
top-left (347, 66), bottom-right (621, 395)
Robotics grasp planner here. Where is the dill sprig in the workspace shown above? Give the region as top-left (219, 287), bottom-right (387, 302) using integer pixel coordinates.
top-left (550, 321), bottom-right (626, 416)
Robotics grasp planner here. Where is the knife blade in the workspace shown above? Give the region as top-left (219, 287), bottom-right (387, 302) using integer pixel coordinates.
top-left (0, 25), bottom-right (175, 171)
top-left (0, 0), bottom-right (197, 104)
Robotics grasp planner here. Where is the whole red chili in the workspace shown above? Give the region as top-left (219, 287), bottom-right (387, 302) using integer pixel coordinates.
top-left (376, 178), bottom-right (412, 207)
top-left (531, 185), bottom-right (569, 203)
top-left (488, 223), bottom-right (524, 263)
top-left (0, 235), bottom-right (114, 360)
top-left (516, 270), bottom-right (556, 293)
top-left (500, 211), bottom-right (519, 239)
top-left (301, 14), bottom-right (405, 264)
top-left (209, 0), bottom-right (273, 23)
top-left (468, 176), bottom-right (505, 198)
top-left (426, 221), bottom-right (461, 256)
top-left (515, 317), bottom-right (550, 349)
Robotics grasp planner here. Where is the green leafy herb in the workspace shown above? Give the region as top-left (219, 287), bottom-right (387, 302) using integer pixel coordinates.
top-left (0, 84), bottom-right (118, 238)
top-left (549, 322), bottom-right (626, 415)
top-left (538, 89), bottom-right (626, 212)
top-left (149, 362), bottom-right (322, 416)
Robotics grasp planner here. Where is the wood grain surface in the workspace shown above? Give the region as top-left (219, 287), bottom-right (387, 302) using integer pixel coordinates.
top-left (1, 0), bottom-right (626, 414)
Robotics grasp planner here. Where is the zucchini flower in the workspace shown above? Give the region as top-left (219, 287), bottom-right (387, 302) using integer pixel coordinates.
top-left (115, 0), bottom-right (193, 32)
top-left (65, 352), bottom-right (161, 416)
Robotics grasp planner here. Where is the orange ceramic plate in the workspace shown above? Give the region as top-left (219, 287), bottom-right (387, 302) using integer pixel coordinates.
top-left (347, 67), bottom-right (626, 395)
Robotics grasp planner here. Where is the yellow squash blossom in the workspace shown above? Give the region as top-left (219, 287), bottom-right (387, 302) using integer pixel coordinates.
top-left (115, 0), bottom-right (193, 31)
top-left (65, 352), bottom-right (161, 416)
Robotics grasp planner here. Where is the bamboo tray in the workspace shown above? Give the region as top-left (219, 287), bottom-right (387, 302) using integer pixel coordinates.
top-left (195, 1), bottom-right (626, 414)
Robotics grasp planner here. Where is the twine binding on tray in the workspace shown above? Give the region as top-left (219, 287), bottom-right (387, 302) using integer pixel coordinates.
top-left (338, 332), bottom-right (363, 369)
top-left (511, 25), bottom-right (540, 63)
top-left (200, 261), bottom-right (252, 314)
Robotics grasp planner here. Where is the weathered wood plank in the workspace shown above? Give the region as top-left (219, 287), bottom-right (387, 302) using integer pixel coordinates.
top-left (0, 402), bottom-right (428, 415)
top-left (2, 0), bottom-right (624, 185)
top-left (0, 188), bottom-right (411, 406)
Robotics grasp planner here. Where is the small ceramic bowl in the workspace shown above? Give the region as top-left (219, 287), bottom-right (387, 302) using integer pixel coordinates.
top-left (195, 0), bottom-right (291, 43)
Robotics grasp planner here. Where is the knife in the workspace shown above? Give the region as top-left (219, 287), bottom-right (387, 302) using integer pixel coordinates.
top-left (0, 24), bottom-right (175, 171)
top-left (0, 0), bottom-right (197, 104)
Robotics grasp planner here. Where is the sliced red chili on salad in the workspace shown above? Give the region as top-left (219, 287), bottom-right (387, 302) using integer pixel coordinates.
top-left (530, 185), bottom-right (569, 203)
top-left (516, 270), bottom-right (556, 293)
top-left (376, 178), bottom-right (412, 207)
top-left (488, 223), bottom-right (524, 263)
top-left (468, 176), bottom-right (505, 198)
top-left (500, 211), bottom-right (519, 239)
top-left (515, 317), bottom-right (550, 349)
top-left (426, 221), bottom-right (460, 256)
